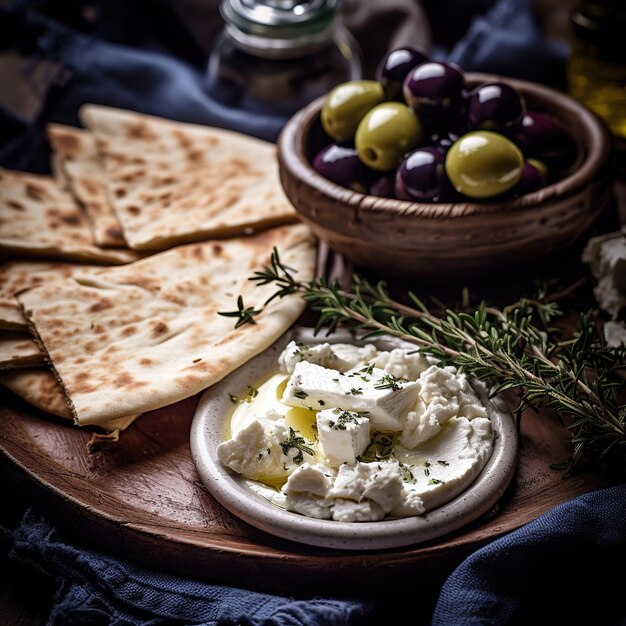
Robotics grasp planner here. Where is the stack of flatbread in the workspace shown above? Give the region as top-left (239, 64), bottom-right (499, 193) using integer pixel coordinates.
top-left (0, 105), bottom-right (316, 440)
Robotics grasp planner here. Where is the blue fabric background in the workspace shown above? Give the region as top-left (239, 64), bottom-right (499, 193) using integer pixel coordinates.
top-left (1, 1), bottom-right (623, 624)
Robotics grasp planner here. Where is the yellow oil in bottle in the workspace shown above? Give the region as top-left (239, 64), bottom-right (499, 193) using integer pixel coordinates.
top-left (567, 0), bottom-right (626, 140)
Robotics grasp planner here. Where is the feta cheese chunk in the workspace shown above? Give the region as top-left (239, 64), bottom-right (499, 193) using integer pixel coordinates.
top-left (327, 461), bottom-right (406, 513)
top-left (331, 499), bottom-right (385, 522)
top-left (217, 418), bottom-right (314, 484)
top-left (278, 341), bottom-right (337, 374)
top-left (282, 462), bottom-right (335, 496)
top-left (582, 230), bottom-right (626, 319)
top-left (362, 461), bottom-right (405, 512)
top-left (281, 361), bottom-right (421, 430)
top-left (285, 492), bottom-right (334, 519)
top-left (400, 365), bottom-right (488, 449)
top-left (278, 341), bottom-right (379, 374)
top-left (327, 462), bottom-right (371, 501)
top-left (316, 409), bottom-right (370, 466)
top-left (395, 416), bottom-right (494, 511)
top-left (389, 487), bottom-right (425, 517)
top-left (373, 348), bottom-right (430, 380)
top-left (330, 343), bottom-right (379, 371)
top-left (604, 320), bottom-right (626, 347)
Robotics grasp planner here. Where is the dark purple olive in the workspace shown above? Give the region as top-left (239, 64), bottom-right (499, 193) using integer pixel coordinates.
top-left (312, 144), bottom-right (375, 192)
top-left (376, 46), bottom-right (430, 100)
top-left (513, 111), bottom-right (578, 180)
top-left (431, 130), bottom-right (460, 154)
top-left (369, 173), bottom-right (397, 198)
top-left (395, 146), bottom-right (447, 202)
top-left (515, 159), bottom-right (548, 195)
top-left (402, 61), bottom-right (467, 130)
top-left (466, 82), bottom-right (526, 135)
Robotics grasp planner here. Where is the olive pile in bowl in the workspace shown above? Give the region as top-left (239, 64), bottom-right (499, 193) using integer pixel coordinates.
top-left (276, 49), bottom-right (615, 282)
top-left (313, 46), bottom-right (578, 203)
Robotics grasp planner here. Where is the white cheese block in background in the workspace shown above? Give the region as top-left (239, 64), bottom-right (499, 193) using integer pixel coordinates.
top-left (278, 340), bottom-right (379, 375)
top-left (582, 230), bottom-right (626, 319)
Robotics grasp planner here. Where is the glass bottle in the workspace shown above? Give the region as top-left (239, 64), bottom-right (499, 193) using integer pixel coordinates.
top-left (567, 0), bottom-right (626, 140)
top-left (205, 0), bottom-right (362, 118)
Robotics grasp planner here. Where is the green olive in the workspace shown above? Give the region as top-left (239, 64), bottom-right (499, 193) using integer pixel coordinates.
top-left (445, 131), bottom-right (524, 198)
top-left (355, 102), bottom-right (423, 172)
top-left (321, 80), bottom-right (385, 143)
top-left (527, 158), bottom-right (548, 180)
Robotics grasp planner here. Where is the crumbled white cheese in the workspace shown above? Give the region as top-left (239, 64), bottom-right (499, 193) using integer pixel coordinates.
top-left (328, 343), bottom-right (379, 371)
top-left (278, 340), bottom-right (379, 374)
top-left (582, 230), bottom-right (626, 319)
top-left (282, 459), bottom-right (411, 520)
top-left (373, 347), bottom-right (430, 380)
top-left (217, 417), bottom-right (314, 484)
top-left (316, 409), bottom-right (370, 466)
top-left (219, 339), bottom-right (496, 522)
top-left (389, 487), bottom-right (426, 517)
top-left (282, 462), bottom-right (335, 496)
top-left (361, 461), bottom-right (405, 512)
top-left (604, 320), bottom-right (626, 347)
top-left (331, 498), bottom-right (385, 522)
top-left (284, 492), bottom-right (334, 519)
top-left (395, 416), bottom-right (494, 511)
top-left (281, 361), bottom-right (421, 430)
top-left (400, 365), bottom-right (488, 449)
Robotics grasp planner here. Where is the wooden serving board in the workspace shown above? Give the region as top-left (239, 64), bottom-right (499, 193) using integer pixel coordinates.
top-left (0, 384), bottom-right (609, 597)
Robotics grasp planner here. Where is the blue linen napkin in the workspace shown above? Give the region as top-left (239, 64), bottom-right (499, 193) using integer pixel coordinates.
top-left (5, 508), bottom-right (370, 626)
top-left (432, 482), bottom-right (626, 626)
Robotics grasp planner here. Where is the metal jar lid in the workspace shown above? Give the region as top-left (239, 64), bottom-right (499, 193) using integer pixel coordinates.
top-left (220, 0), bottom-right (347, 58)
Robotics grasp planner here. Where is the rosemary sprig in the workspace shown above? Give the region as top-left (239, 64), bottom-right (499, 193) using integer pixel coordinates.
top-left (219, 249), bottom-right (626, 476)
top-left (217, 295), bottom-right (260, 328)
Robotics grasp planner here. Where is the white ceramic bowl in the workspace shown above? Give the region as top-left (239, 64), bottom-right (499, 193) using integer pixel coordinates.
top-left (190, 327), bottom-right (518, 550)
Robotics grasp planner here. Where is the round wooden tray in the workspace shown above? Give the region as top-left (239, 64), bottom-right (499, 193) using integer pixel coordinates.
top-left (0, 383), bottom-right (608, 596)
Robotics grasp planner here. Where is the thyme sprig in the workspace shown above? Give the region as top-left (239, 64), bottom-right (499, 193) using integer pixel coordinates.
top-left (219, 249), bottom-right (626, 475)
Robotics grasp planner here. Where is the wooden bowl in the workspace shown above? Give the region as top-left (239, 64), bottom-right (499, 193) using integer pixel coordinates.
top-left (277, 73), bottom-right (616, 282)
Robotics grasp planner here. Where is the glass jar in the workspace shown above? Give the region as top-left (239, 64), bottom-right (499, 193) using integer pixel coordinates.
top-left (567, 0), bottom-right (626, 140)
top-left (205, 0), bottom-right (362, 118)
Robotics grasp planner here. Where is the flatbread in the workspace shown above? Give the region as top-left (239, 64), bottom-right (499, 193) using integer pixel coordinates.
top-left (79, 104), bottom-right (298, 251)
top-left (18, 223), bottom-right (316, 425)
top-left (0, 168), bottom-right (142, 264)
top-left (0, 331), bottom-right (45, 368)
top-left (0, 368), bottom-right (140, 432)
top-left (0, 261), bottom-right (101, 329)
top-left (0, 299), bottom-right (25, 330)
top-left (47, 124), bottom-right (127, 249)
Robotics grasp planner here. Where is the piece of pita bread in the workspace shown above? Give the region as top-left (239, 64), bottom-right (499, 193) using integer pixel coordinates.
top-left (79, 105), bottom-right (298, 251)
top-left (0, 168), bottom-right (142, 264)
top-left (0, 299), bottom-right (25, 331)
top-left (18, 223), bottom-right (316, 425)
top-left (47, 124), bottom-right (127, 249)
top-left (0, 368), bottom-right (140, 432)
top-left (0, 261), bottom-right (102, 330)
top-left (0, 331), bottom-right (45, 368)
